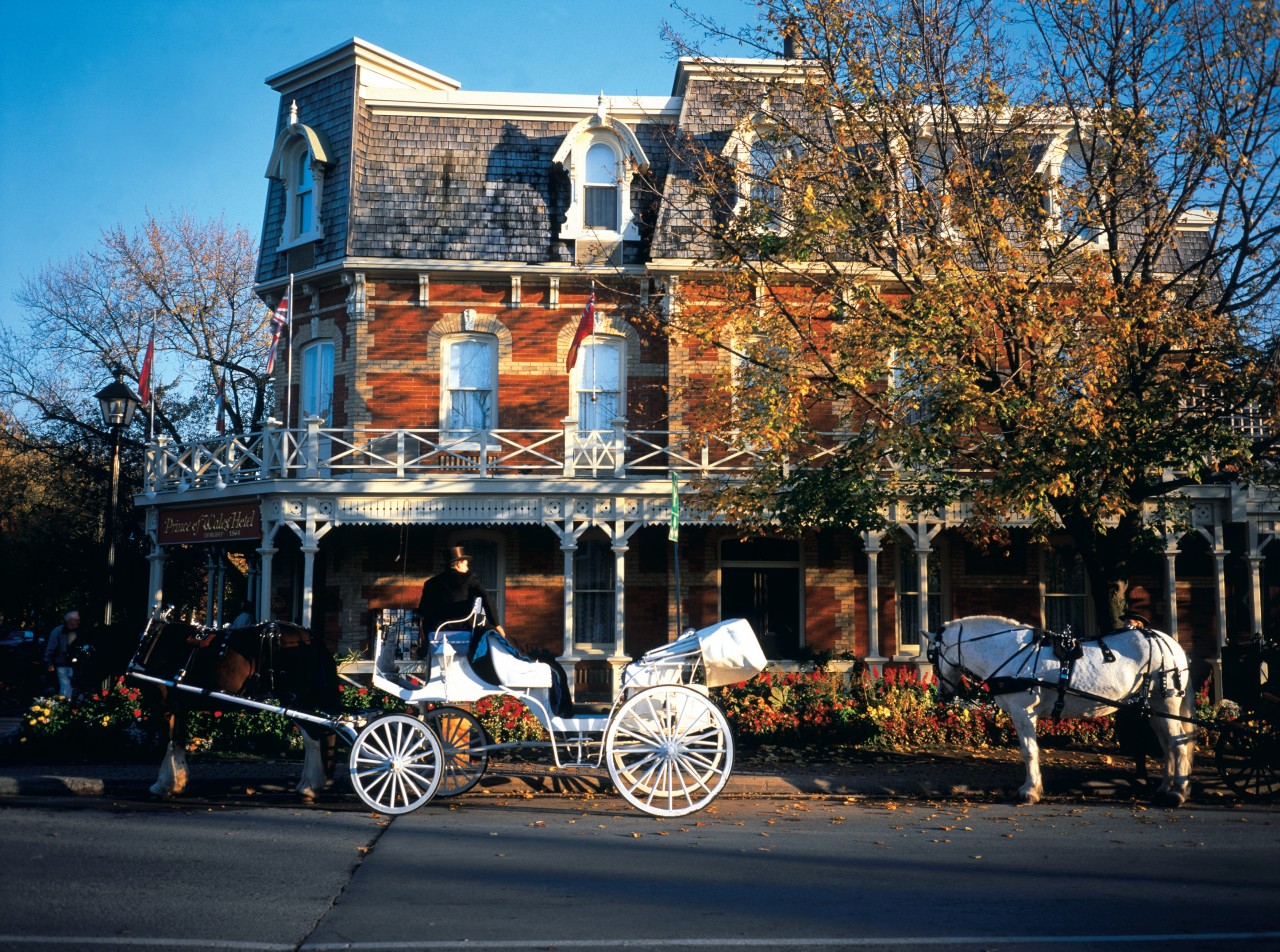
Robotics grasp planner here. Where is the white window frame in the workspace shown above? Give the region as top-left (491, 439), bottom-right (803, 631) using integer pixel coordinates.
top-left (723, 122), bottom-right (797, 226)
top-left (570, 336), bottom-right (626, 437)
top-left (300, 340), bottom-right (335, 424)
top-left (440, 333), bottom-right (498, 447)
top-left (557, 129), bottom-right (643, 242)
top-left (277, 139), bottom-right (326, 251)
top-left (574, 532), bottom-right (617, 649)
top-left (1040, 133), bottom-right (1107, 248)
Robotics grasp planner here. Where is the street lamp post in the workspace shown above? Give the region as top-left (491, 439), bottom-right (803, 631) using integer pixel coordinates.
top-left (95, 368), bottom-right (140, 629)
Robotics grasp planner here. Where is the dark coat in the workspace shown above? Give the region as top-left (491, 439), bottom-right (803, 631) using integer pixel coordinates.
top-left (417, 568), bottom-right (500, 637)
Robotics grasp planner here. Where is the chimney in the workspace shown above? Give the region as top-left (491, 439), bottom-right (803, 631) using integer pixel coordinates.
top-left (782, 17), bottom-right (802, 59)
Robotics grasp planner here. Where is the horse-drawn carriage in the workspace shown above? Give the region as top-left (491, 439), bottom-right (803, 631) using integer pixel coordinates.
top-left (126, 606), bottom-right (766, 817)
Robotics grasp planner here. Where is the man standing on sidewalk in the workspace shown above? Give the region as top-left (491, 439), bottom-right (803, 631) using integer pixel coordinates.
top-left (43, 611), bottom-right (80, 699)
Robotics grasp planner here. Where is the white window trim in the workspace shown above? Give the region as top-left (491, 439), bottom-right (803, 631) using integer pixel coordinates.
top-left (439, 333), bottom-right (499, 449)
top-left (570, 335), bottom-right (627, 436)
top-left (300, 339), bottom-right (335, 424)
top-left (553, 107), bottom-right (649, 243)
top-left (265, 117), bottom-right (331, 252)
top-left (1039, 133), bottom-right (1108, 250)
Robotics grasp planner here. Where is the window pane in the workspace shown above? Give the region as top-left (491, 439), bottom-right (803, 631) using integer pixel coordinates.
top-left (585, 143), bottom-right (616, 185)
top-left (574, 538), bottom-right (615, 645)
top-left (447, 389), bottom-right (491, 430)
top-left (301, 342), bottom-right (334, 422)
top-left (578, 391), bottom-right (620, 432)
top-left (584, 186), bottom-right (618, 230)
top-left (448, 338), bottom-right (493, 389)
top-left (578, 342), bottom-right (620, 389)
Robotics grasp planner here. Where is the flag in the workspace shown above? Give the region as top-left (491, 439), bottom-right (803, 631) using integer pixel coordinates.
top-left (265, 292), bottom-right (290, 375)
top-left (214, 373), bottom-right (227, 436)
top-left (669, 471), bottom-right (680, 542)
top-left (138, 328), bottom-right (155, 405)
top-left (565, 292), bottom-right (595, 372)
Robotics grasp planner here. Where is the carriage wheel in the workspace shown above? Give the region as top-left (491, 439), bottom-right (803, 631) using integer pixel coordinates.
top-left (348, 713), bottom-right (444, 815)
top-left (423, 706), bottom-right (489, 797)
top-left (1216, 719), bottom-right (1280, 802)
top-left (604, 684), bottom-right (734, 818)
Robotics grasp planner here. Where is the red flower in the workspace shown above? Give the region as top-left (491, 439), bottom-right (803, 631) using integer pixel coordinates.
top-left (132, 709), bottom-right (142, 718)
top-left (358, 687), bottom-right (368, 696)
top-left (213, 711), bottom-right (223, 718)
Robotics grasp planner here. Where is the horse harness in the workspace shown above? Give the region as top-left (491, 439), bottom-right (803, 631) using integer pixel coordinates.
top-left (928, 622), bottom-right (1185, 722)
top-left (176, 622), bottom-right (313, 697)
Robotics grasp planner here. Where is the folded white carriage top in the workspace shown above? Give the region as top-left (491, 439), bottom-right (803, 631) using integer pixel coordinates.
top-left (696, 618), bottom-right (768, 687)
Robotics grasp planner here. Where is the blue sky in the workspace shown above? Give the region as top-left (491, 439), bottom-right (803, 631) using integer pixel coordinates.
top-left (0, 0), bottom-right (755, 332)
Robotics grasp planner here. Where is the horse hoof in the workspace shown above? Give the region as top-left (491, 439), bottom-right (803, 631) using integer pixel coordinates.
top-left (1152, 790), bottom-right (1185, 808)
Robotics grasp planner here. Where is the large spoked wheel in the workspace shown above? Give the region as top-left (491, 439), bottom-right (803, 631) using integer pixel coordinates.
top-left (348, 713), bottom-right (444, 814)
top-left (604, 684), bottom-right (734, 817)
top-left (1216, 718), bottom-right (1280, 802)
top-left (423, 706), bottom-right (490, 796)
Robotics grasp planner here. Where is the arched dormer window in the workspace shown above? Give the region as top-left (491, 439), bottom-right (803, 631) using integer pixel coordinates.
top-left (265, 105), bottom-right (332, 251)
top-left (723, 117), bottom-right (796, 227)
top-left (553, 101), bottom-right (649, 241)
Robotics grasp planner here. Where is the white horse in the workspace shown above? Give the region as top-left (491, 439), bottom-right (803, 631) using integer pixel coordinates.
top-left (926, 615), bottom-right (1195, 806)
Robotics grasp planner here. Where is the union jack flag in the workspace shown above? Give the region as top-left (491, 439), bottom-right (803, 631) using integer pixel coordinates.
top-left (265, 292), bottom-right (290, 375)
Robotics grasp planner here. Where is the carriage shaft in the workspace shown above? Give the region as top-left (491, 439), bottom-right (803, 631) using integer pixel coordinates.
top-left (128, 668), bottom-right (358, 744)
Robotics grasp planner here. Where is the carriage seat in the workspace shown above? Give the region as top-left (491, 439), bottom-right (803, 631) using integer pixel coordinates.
top-left (483, 639), bottom-right (553, 689)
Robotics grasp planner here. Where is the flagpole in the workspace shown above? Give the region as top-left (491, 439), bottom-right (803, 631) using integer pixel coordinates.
top-left (670, 471), bottom-right (681, 636)
top-left (285, 272), bottom-right (294, 432)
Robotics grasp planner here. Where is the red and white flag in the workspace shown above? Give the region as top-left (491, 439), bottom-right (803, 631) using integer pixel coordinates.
top-left (138, 328), bottom-right (155, 405)
top-left (565, 292), bottom-right (595, 372)
top-left (265, 292), bottom-right (290, 375)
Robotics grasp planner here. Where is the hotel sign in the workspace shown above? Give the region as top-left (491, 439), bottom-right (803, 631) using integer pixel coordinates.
top-left (157, 502), bottom-right (261, 544)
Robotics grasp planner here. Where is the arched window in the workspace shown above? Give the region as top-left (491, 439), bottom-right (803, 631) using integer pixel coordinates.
top-left (441, 334), bottom-right (497, 442)
top-left (292, 148), bottom-right (315, 238)
top-left (265, 117), bottom-right (331, 251)
top-left (584, 142), bottom-right (620, 231)
top-left (572, 337), bottom-right (624, 435)
top-left (300, 340), bottom-right (334, 424)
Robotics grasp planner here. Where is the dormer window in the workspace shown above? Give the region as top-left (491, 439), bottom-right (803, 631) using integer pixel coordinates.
top-left (553, 104), bottom-right (649, 242)
top-left (723, 120), bottom-right (797, 228)
top-left (265, 106), bottom-right (332, 252)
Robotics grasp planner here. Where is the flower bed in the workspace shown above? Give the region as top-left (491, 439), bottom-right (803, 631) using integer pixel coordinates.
top-left (6, 666), bottom-right (1173, 763)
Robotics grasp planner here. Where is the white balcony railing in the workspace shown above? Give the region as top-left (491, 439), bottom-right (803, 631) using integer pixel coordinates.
top-left (142, 417), bottom-right (845, 495)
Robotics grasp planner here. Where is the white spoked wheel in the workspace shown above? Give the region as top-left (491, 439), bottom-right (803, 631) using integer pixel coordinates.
top-left (604, 684), bottom-right (734, 817)
top-left (348, 713), bottom-right (444, 815)
top-left (424, 706), bottom-right (490, 797)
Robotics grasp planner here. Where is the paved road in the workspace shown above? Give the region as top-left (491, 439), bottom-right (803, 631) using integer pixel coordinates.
top-left (2, 791), bottom-right (1277, 952)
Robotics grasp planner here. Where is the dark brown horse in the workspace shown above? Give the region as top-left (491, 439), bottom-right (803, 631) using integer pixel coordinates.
top-left (129, 615), bottom-right (341, 800)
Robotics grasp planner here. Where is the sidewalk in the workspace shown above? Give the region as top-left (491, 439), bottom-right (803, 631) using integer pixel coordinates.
top-left (0, 743), bottom-right (1241, 805)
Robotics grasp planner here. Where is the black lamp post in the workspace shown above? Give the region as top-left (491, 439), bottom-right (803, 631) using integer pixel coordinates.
top-left (94, 367), bottom-right (140, 628)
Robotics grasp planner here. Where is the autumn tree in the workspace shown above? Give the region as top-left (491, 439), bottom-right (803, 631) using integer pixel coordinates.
top-left (664, 0), bottom-right (1280, 630)
top-left (1, 211), bottom-right (269, 445)
top-left (0, 212), bottom-right (268, 631)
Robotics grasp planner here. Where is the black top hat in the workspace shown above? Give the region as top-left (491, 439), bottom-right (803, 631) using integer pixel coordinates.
top-left (447, 546), bottom-right (472, 565)
top-left (1121, 611), bottom-right (1150, 628)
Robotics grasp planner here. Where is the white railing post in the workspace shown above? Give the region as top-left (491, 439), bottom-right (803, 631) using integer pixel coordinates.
top-left (304, 415), bottom-right (322, 478)
top-left (612, 417), bottom-right (627, 477)
top-left (562, 417), bottom-right (576, 477)
top-left (262, 418), bottom-right (281, 478)
top-left (396, 430), bottom-right (406, 478)
top-left (148, 436), bottom-right (168, 496)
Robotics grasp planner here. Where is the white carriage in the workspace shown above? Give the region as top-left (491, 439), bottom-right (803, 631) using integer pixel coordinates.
top-left (348, 610), bottom-right (766, 817)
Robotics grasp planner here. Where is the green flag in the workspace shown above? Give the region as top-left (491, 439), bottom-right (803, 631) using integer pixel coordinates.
top-left (669, 471), bottom-right (680, 541)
